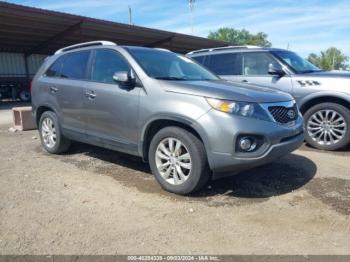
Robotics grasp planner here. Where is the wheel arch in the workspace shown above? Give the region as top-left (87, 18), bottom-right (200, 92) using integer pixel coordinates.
top-left (299, 93), bottom-right (350, 114)
top-left (140, 115), bottom-right (208, 162)
top-left (35, 104), bottom-right (58, 126)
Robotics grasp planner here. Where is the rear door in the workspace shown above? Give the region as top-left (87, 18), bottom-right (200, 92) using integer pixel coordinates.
top-left (82, 49), bottom-right (140, 153)
top-left (56, 50), bottom-right (92, 137)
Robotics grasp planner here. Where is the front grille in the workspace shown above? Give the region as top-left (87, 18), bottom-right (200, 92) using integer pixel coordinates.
top-left (268, 104), bottom-right (298, 124)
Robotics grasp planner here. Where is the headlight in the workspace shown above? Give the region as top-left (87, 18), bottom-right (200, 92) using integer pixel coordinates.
top-left (205, 97), bottom-right (271, 121)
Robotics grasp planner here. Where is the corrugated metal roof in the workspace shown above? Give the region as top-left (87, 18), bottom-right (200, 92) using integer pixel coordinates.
top-left (0, 1), bottom-right (227, 55)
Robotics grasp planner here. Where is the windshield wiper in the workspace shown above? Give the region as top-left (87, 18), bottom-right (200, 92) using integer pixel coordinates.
top-left (300, 69), bottom-right (324, 74)
top-left (154, 76), bottom-right (188, 80)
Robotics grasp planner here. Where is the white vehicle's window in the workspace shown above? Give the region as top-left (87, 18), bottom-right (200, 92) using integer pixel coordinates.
top-left (92, 50), bottom-right (131, 84)
top-left (273, 50), bottom-right (321, 73)
top-left (191, 55), bottom-right (206, 64)
top-left (242, 52), bottom-right (278, 76)
top-left (127, 48), bottom-right (218, 81)
top-left (207, 53), bottom-right (242, 75)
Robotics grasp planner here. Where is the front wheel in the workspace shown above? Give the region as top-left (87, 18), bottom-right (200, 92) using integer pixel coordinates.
top-left (304, 102), bottom-right (350, 150)
top-left (148, 126), bottom-right (210, 195)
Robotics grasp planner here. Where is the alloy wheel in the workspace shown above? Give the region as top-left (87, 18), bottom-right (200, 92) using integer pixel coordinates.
top-left (307, 109), bottom-right (347, 146)
top-left (155, 137), bottom-right (192, 185)
top-left (41, 117), bottom-right (57, 148)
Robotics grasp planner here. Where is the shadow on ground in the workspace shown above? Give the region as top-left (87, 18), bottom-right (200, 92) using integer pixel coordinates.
top-left (53, 142), bottom-right (317, 203)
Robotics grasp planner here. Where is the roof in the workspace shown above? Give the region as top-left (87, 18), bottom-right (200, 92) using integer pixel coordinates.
top-left (0, 1), bottom-right (227, 56)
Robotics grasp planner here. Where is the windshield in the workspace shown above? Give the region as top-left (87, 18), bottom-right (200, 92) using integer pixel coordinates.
top-left (272, 50), bottom-right (321, 73)
top-left (126, 47), bottom-right (219, 81)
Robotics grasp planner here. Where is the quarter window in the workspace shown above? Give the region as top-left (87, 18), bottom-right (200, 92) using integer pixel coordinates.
top-left (60, 51), bottom-right (90, 79)
top-left (92, 50), bottom-right (131, 84)
top-left (207, 53), bottom-right (242, 75)
top-left (242, 52), bottom-right (278, 76)
top-left (45, 57), bottom-right (64, 77)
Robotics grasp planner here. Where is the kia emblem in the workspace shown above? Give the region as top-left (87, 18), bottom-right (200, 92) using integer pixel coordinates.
top-left (287, 109), bottom-right (296, 119)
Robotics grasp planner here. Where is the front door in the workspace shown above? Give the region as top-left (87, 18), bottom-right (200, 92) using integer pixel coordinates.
top-left (217, 52), bottom-right (294, 95)
top-left (83, 49), bottom-right (140, 154)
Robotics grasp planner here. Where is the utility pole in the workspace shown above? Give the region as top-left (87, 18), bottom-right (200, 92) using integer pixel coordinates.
top-left (128, 5), bottom-right (132, 25)
top-left (188, 0), bottom-right (195, 34)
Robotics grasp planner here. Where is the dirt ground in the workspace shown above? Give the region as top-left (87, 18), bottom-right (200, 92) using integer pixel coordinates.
top-left (0, 103), bottom-right (349, 255)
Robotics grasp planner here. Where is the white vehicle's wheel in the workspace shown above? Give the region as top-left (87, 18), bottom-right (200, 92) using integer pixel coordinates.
top-left (304, 103), bottom-right (350, 150)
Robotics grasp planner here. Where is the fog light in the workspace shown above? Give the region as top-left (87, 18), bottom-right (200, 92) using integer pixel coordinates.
top-left (239, 137), bottom-right (257, 152)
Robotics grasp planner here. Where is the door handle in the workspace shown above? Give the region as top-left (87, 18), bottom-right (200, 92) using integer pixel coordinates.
top-left (49, 86), bottom-right (58, 93)
top-left (241, 79), bottom-right (249, 83)
top-left (85, 90), bottom-right (96, 99)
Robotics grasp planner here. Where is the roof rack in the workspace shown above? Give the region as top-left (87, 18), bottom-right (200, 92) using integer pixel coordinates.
top-left (187, 45), bottom-right (260, 55)
top-left (54, 41), bottom-right (117, 55)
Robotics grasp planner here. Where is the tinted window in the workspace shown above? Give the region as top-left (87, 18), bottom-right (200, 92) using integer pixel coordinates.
top-left (192, 55), bottom-right (206, 64)
top-left (46, 57), bottom-right (64, 77)
top-left (242, 52), bottom-right (277, 75)
top-left (92, 50), bottom-right (131, 84)
top-left (60, 51), bottom-right (90, 79)
top-left (207, 53), bottom-right (242, 75)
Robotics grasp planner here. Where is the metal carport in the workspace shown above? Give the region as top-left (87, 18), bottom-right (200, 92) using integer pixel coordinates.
top-left (0, 1), bottom-right (227, 101)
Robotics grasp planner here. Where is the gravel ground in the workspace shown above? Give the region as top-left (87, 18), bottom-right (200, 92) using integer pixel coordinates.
top-left (0, 104), bottom-right (349, 255)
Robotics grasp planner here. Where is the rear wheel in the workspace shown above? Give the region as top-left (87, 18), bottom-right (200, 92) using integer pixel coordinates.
top-left (39, 111), bottom-right (71, 154)
top-left (304, 102), bottom-right (350, 150)
top-left (148, 126), bottom-right (210, 195)
top-left (19, 90), bottom-right (31, 102)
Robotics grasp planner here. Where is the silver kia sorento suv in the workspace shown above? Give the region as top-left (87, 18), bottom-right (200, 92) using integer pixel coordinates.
top-left (31, 41), bottom-right (304, 195)
top-left (188, 46), bottom-right (350, 151)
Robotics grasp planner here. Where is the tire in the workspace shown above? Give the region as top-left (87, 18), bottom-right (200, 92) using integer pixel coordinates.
top-left (19, 90), bottom-right (31, 102)
top-left (148, 126), bottom-right (210, 195)
top-left (304, 102), bottom-right (350, 151)
top-left (39, 111), bottom-right (71, 154)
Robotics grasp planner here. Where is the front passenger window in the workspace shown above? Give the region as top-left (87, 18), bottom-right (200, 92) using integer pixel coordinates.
top-left (92, 50), bottom-right (131, 84)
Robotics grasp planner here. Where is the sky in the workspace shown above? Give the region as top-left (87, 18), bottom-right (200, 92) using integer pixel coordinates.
top-left (7, 0), bottom-right (350, 57)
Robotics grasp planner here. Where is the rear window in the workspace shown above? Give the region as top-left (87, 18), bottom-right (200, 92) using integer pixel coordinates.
top-left (207, 53), bottom-right (242, 75)
top-left (46, 51), bottom-right (90, 80)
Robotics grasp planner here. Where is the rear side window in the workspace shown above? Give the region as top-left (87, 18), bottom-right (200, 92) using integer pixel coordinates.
top-left (60, 51), bottom-right (90, 79)
top-left (45, 57), bottom-right (64, 77)
top-left (207, 53), bottom-right (242, 75)
top-left (91, 49), bottom-right (131, 84)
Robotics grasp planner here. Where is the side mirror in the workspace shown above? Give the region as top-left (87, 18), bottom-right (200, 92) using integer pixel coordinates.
top-left (268, 63), bottom-right (285, 76)
top-left (112, 71), bottom-right (137, 89)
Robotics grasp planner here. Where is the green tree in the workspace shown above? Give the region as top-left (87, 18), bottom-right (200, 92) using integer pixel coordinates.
top-left (208, 27), bottom-right (272, 47)
top-left (307, 47), bottom-right (349, 70)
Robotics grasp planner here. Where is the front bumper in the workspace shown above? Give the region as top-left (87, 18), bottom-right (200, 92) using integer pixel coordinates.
top-left (192, 108), bottom-right (304, 178)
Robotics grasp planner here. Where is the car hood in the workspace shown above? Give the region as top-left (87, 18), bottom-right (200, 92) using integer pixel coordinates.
top-left (302, 71), bottom-right (350, 79)
top-left (160, 80), bottom-right (292, 103)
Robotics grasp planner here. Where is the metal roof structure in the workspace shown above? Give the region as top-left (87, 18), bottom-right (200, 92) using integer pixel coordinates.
top-left (0, 1), bottom-right (227, 56)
